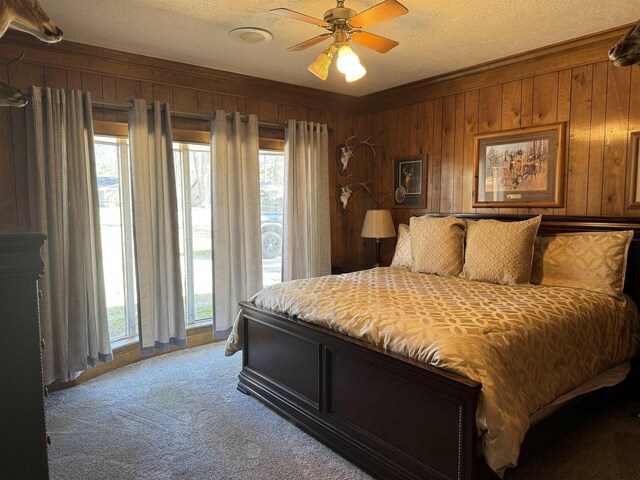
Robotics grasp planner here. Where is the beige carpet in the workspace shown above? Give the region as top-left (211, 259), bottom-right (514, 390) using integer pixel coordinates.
top-left (46, 342), bottom-right (640, 479)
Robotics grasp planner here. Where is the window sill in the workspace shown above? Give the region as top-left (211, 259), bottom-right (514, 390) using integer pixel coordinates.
top-left (111, 320), bottom-right (213, 356)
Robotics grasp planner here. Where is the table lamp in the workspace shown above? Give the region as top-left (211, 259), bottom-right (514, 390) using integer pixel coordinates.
top-left (361, 209), bottom-right (396, 267)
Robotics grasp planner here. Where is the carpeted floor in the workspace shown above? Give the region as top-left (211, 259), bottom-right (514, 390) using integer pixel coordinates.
top-left (46, 342), bottom-right (640, 480)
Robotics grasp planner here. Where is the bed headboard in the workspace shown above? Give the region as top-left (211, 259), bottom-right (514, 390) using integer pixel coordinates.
top-left (420, 214), bottom-right (640, 305)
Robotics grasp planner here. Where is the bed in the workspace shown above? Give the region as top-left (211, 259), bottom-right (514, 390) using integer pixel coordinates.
top-left (226, 214), bottom-right (640, 480)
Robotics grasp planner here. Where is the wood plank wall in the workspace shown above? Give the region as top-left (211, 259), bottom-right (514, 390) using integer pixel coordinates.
top-left (354, 28), bottom-right (640, 265)
top-left (0, 33), bottom-right (361, 266)
top-left (1, 26), bottom-right (638, 268)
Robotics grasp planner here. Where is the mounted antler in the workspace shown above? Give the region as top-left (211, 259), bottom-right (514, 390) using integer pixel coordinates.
top-left (0, 0), bottom-right (63, 42)
top-left (336, 135), bottom-right (378, 174)
top-left (0, 51), bottom-right (27, 107)
top-left (337, 174), bottom-right (371, 210)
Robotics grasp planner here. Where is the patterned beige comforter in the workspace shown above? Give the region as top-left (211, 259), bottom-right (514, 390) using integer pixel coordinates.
top-left (225, 267), bottom-right (639, 475)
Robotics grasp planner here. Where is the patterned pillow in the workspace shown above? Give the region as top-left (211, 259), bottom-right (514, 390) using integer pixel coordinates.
top-left (410, 216), bottom-right (466, 277)
top-left (461, 216), bottom-right (542, 285)
top-left (390, 224), bottom-right (411, 268)
top-left (531, 230), bottom-right (633, 300)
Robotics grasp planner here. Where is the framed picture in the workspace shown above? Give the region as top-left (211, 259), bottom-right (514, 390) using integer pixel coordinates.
top-left (473, 123), bottom-right (566, 208)
top-left (628, 132), bottom-right (640, 208)
top-left (393, 155), bottom-right (426, 208)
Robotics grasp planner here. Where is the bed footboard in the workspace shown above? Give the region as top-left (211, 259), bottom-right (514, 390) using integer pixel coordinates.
top-left (238, 302), bottom-right (482, 480)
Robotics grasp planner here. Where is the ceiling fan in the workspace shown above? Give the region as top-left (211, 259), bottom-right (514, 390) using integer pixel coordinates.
top-left (271, 0), bottom-right (408, 82)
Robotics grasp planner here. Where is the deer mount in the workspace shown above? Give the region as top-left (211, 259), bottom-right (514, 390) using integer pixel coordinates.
top-left (335, 135), bottom-right (376, 210)
top-left (337, 174), bottom-right (371, 211)
top-left (0, 0), bottom-right (63, 107)
top-left (336, 135), bottom-right (377, 174)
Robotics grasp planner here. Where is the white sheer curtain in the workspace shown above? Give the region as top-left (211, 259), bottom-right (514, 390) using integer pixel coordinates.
top-left (26, 86), bottom-right (112, 384)
top-left (283, 120), bottom-right (331, 281)
top-left (210, 110), bottom-right (262, 337)
top-left (128, 100), bottom-right (186, 355)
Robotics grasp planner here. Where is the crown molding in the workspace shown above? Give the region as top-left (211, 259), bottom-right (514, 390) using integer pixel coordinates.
top-left (354, 23), bottom-right (633, 114)
top-left (0, 31), bottom-right (359, 115)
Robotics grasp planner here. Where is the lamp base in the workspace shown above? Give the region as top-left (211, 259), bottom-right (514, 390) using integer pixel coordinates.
top-left (375, 238), bottom-right (381, 267)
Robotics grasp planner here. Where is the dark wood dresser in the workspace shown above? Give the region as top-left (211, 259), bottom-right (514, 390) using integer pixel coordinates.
top-left (0, 234), bottom-right (49, 479)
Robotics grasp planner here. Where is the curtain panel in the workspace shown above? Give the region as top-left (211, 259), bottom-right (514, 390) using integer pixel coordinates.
top-left (26, 86), bottom-right (112, 384)
top-left (128, 100), bottom-right (186, 355)
top-left (210, 110), bottom-right (262, 337)
top-left (283, 120), bottom-right (331, 281)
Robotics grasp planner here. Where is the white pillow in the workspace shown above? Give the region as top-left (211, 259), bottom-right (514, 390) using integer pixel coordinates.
top-left (390, 224), bottom-right (411, 268)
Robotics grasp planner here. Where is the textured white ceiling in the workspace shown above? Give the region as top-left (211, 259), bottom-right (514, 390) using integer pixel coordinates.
top-left (39, 0), bottom-right (636, 96)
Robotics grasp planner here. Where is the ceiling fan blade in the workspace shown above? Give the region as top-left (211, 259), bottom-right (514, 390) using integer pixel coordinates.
top-left (350, 31), bottom-right (399, 54)
top-left (270, 8), bottom-right (330, 27)
top-left (349, 0), bottom-right (408, 29)
top-left (287, 33), bottom-right (332, 52)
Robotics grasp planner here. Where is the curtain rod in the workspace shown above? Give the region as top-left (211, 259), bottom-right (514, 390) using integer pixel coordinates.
top-left (90, 99), bottom-right (334, 133)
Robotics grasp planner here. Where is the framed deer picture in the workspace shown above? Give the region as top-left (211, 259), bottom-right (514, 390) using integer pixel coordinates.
top-left (473, 123), bottom-right (566, 208)
top-left (393, 155), bottom-right (426, 208)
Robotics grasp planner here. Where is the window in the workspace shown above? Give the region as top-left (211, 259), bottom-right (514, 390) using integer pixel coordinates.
top-left (94, 136), bottom-right (138, 341)
top-left (173, 142), bottom-right (213, 325)
top-left (259, 150), bottom-right (285, 287)
top-left (94, 134), bottom-right (285, 343)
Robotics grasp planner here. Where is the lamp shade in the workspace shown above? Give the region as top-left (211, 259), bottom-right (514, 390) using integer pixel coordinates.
top-left (361, 210), bottom-right (396, 239)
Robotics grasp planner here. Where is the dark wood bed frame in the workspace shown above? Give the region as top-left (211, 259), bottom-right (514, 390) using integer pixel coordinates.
top-left (237, 214), bottom-right (640, 480)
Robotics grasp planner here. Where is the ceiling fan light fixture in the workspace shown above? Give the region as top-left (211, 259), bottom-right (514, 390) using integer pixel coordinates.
top-left (308, 45), bottom-right (337, 81)
top-left (336, 44), bottom-right (360, 74)
top-left (345, 63), bottom-right (366, 82)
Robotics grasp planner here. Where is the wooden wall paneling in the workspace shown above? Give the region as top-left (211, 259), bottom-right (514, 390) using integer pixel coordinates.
top-left (172, 87), bottom-right (198, 130)
top-left (626, 65), bottom-right (640, 216)
top-left (526, 72), bottom-right (559, 215)
top-left (352, 113), bottom-right (368, 264)
top-left (0, 64), bottom-right (17, 230)
top-left (66, 69), bottom-right (81, 90)
top-left (476, 84), bottom-right (503, 213)
top-left (140, 81), bottom-right (153, 102)
top-left (566, 65), bottom-right (593, 216)
top-left (236, 97), bottom-right (247, 115)
top-left (381, 108), bottom-right (397, 264)
top-left (7, 61), bottom-right (30, 231)
top-left (453, 93), bottom-right (465, 213)
top-left (419, 101), bottom-right (434, 213)
top-left (81, 72), bottom-right (103, 121)
top-left (586, 61), bottom-right (608, 215)
top-left (410, 103), bottom-right (419, 154)
top-left (364, 113), bottom-right (376, 263)
top-left (101, 75), bottom-right (118, 122)
top-left (323, 110), bottom-right (339, 264)
top-left (334, 112), bottom-right (348, 264)
top-left (554, 69), bottom-right (572, 215)
top-left (115, 77), bottom-right (140, 123)
top-left (371, 111), bottom-right (384, 212)
top-left (222, 94), bottom-right (237, 113)
top-left (431, 98), bottom-right (443, 213)
top-left (601, 64), bottom-right (631, 216)
top-left (396, 105), bottom-right (412, 225)
top-left (277, 103), bottom-right (288, 123)
top-left (246, 97), bottom-right (260, 116)
top-left (212, 93), bottom-right (223, 110)
top-left (197, 90), bottom-right (214, 131)
top-left (439, 95), bottom-right (456, 213)
top-left (462, 90), bottom-right (479, 213)
top-left (44, 66), bottom-right (68, 90)
top-left (344, 114), bottom-right (356, 263)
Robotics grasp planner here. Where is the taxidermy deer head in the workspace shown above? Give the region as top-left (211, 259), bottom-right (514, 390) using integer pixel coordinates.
top-left (609, 19), bottom-right (640, 67)
top-left (0, 0), bottom-right (63, 43)
top-left (337, 135), bottom-right (377, 174)
top-left (337, 175), bottom-right (371, 210)
top-left (0, 51), bottom-right (27, 107)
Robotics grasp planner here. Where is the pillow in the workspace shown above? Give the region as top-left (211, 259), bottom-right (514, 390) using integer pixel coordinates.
top-left (410, 216), bottom-right (466, 277)
top-left (531, 230), bottom-right (633, 300)
top-left (390, 224), bottom-right (411, 268)
top-left (461, 215), bottom-right (542, 285)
